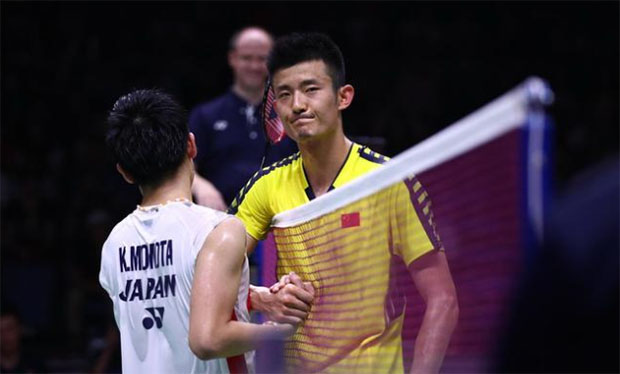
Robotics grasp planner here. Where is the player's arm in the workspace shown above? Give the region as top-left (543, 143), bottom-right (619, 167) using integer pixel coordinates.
top-left (230, 175), bottom-right (314, 320)
top-left (393, 178), bottom-right (458, 373)
top-left (192, 172), bottom-right (227, 211)
top-left (408, 250), bottom-right (459, 374)
top-left (188, 217), bottom-right (295, 360)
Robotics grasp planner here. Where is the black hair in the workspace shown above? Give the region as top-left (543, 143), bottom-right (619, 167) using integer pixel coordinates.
top-left (267, 32), bottom-right (345, 91)
top-left (105, 89), bottom-right (188, 187)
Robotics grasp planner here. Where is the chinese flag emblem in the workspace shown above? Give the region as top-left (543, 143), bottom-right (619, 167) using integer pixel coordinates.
top-left (341, 212), bottom-right (360, 228)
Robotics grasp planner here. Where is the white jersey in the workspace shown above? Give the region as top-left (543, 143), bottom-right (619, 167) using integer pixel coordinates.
top-left (99, 200), bottom-right (253, 374)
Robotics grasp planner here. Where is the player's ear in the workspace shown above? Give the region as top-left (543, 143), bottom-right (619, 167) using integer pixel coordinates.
top-left (337, 84), bottom-right (354, 110)
top-left (116, 163), bottom-right (135, 184)
top-left (187, 132), bottom-right (198, 159)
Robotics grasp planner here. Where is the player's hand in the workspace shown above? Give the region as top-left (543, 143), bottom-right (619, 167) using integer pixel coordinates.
top-left (269, 273), bottom-right (292, 293)
top-left (270, 272), bottom-right (314, 297)
top-left (251, 281), bottom-right (314, 325)
top-left (192, 175), bottom-right (227, 211)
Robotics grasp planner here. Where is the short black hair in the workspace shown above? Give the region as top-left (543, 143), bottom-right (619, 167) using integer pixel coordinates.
top-left (105, 89), bottom-right (188, 187)
top-left (268, 32), bottom-right (345, 91)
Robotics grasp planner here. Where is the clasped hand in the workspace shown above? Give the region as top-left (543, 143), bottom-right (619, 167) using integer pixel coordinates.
top-left (253, 272), bottom-right (314, 331)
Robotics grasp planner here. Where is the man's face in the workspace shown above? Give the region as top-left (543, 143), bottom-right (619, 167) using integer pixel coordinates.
top-left (272, 60), bottom-right (341, 143)
top-left (228, 31), bottom-right (271, 92)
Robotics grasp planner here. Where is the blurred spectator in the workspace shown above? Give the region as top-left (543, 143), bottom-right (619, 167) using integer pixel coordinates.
top-left (189, 26), bottom-right (297, 210)
top-left (0, 305), bottom-right (48, 373)
top-left (89, 325), bottom-right (120, 374)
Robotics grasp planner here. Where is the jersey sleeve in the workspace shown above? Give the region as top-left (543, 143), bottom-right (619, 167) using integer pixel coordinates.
top-left (191, 210), bottom-right (234, 261)
top-left (390, 176), bottom-right (444, 266)
top-left (99, 239), bottom-right (117, 299)
top-left (227, 172), bottom-right (273, 241)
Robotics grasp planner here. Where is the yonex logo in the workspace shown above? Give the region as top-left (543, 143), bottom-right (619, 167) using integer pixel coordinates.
top-left (143, 307), bottom-right (164, 329)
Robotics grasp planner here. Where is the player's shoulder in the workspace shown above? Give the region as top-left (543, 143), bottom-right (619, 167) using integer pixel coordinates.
top-left (212, 215), bottom-right (245, 236)
top-left (201, 215), bottom-right (247, 260)
top-left (102, 211), bottom-right (136, 250)
top-left (188, 203), bottom-right (235, 224)
top-left (266, 151), bottom-right (301, 171)
top-left (249, 151), bottom-right (301, 187)
top-left (228, 152), bottom-right (301, 214)
top-left (353, 143), bottom-right (390, 167)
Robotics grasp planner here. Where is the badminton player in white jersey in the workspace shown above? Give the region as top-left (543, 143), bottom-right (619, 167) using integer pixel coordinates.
top-left (99, 89), bottom-right (313, 373)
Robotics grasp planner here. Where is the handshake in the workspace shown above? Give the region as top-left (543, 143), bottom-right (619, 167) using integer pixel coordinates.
top-left (250, 272), bottom-right (315, 335)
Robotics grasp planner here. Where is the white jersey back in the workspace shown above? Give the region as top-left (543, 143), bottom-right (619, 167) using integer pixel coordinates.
top-left (99, 200), bottom-right (253, 374)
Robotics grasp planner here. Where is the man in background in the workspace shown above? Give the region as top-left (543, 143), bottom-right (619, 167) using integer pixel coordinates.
top-left (190, 26), bottom-right (297, 210)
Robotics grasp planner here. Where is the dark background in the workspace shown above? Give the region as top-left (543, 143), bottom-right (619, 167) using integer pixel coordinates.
top-left (1, 1), bottom-right (618, 372)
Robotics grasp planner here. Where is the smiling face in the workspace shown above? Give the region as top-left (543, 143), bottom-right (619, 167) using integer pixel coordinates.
top-left (272, 60), bottom-right (353, 144)
top-left (228, 29), bottom-right (272, 92)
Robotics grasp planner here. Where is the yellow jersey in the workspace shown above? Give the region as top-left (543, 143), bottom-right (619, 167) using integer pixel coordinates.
top-left (229, 143), bottom-right (390, 240)
top-left (229, 142), bottom-right (442, 373)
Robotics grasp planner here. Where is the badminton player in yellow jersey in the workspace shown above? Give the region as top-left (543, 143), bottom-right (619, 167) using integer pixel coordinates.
top-left (234, 33), bottom-right (458, 374)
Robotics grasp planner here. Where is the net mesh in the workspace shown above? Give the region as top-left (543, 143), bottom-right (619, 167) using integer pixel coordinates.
top-left (259, 77), bottom-right (553, 373)
top-left (273, 178), bottom-right (440, 373)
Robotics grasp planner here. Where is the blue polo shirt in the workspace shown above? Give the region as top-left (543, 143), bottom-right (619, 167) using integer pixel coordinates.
top-left (189, 89), bottom-right (297, 205)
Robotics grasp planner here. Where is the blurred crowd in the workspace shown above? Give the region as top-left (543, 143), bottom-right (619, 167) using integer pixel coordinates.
top-left (1, 2), bottom-right (617, 372)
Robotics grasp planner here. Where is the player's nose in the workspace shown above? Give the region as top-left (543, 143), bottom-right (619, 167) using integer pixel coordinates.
top-left (292, 91), bottom-right (307, 113)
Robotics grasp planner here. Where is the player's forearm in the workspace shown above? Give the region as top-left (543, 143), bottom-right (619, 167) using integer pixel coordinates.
top-left (191, 172), bottom-right (206, 190)
top-left (249, 285), bottom-right (269, 312)
top-left (191, 173), bottom-right (215, 195)
top-left (410, 294), bottom-right (459, 374)
top-left (189, 319), bottom-right (291, 360)
top-left (191, 172), bottom-right (227, 210)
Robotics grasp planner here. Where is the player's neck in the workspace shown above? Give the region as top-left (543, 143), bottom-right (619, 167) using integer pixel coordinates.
top-left (300, 133), bottom-right (352, 198)
top-left (232, 83), bottom-right (263, 106)
top-left (139, 164), bottom-right (193, 207)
